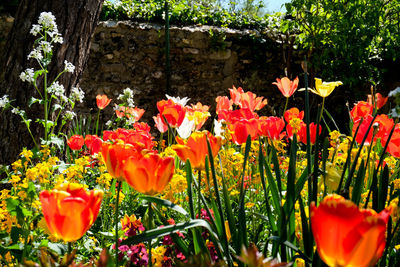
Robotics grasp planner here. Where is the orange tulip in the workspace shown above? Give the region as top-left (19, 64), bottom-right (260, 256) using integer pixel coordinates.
top-left (122, 151), bottom-right (175, 195)
top-left (311, 194), bottom-right (392, 267)
top-left (156, 99), bottom-right (186, 127)
top-left (96, 94), bottom-right (112, 110)
top-left (229, 86), bottom-right (268, 111)
top-left (39, 183), bottom-right (103, 242)
top-left (172, 131), bottom-right (222, 170)
top-left (101, 141), bottom-right (138, 180)
top-left (272, 76), bottom-right (299, 98)
top-left (215, 96), bottom-right (233, 114)
top-left (115, 106), bottom-right (145, 122)
top-left (67, 134), bottom-right (84, 151)
top-left (284, 107), bottom-right (304, 123)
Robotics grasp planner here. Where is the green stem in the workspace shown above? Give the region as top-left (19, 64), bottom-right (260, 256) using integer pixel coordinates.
top-left (283, 97), bottom-right (289, 116)
top-left (68, 242), bottom-right (72, 254)
top-left (318, 97), bottom-right (325, 125)
top-left (44, 71), bottom-right (48, 141)
top-left (96, 109), bottom-right (101, 136)
top-left (147, 203), bottom-right (153, 267)
top-left (114, 181), bottom-right (122, 266)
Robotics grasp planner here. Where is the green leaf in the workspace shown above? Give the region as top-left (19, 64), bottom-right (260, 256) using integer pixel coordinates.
top-left (139, 195), bottom-right (189, 217)
top-left (351, 159), bottom-right (365, 205)
top-left (120, 219), bottom-right (216, 245)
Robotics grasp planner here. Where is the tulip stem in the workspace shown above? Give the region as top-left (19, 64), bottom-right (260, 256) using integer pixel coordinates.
top-left (283, 97), bottom-right (289, 116)
top-left (95, 109), bottom-right (100, 136)
top-left (147, 203), bottom-right (153, 267)
top-left (114, 181), bottom-right (122, 266)
top-left (68, 242), bottom-right (72, 255)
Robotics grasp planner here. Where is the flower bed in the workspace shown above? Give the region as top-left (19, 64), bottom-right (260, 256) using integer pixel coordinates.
top-left (0, 12), bottom-right (400, 267)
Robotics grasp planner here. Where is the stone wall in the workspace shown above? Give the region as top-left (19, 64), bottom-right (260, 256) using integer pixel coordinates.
top-left (79, 20), bottom-right (302, 124)
top-left (1, 17), bottom-right (302, 128)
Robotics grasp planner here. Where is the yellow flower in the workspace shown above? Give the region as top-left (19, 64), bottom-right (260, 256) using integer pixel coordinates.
top-left (12, 159), bottom-right (23, 170)
top-left (20, 148), bottom-right (33, 161)
top-left (310, 78), bottom-right (342, 98)
top-left (151, 246), bottom-right (167, 267)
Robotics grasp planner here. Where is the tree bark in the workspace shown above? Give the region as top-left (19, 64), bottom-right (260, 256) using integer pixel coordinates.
top-left (0, 0), bottom-right (103, 164)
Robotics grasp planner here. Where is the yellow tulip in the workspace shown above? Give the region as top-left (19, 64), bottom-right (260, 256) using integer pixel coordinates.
top-left (309, 78), bottom-right (342, 98)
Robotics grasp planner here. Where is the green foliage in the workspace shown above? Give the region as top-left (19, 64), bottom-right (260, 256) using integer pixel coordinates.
top-left (101, 0), bottom-right (270, 30)
top-left (284, 0), bottom-right (400, 87)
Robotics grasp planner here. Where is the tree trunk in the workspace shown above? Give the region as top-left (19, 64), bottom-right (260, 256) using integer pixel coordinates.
top-left (0, 0), bottom-right (103, 164)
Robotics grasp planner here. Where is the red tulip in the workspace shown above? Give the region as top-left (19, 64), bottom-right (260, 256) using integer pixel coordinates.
top-left (67, 135), bottom-right (84, 151)
top-left (40, 183), bottom-right (103, 242)
top-left (299, 122), bottom-right (322, 145)
top-left (96, 94), bottom-right (111, 110)
top-left (157, 99), bottom-right (186, 128)
top-left (229, 86), bottom-right (267, 111)
top-left (218, 108), bottom-right (257, 124)
top-left (84, 135), bottom-right (102, 155)
top-left (352, 115), bottom-right (374, 145)
top-left (258, 116), bottom-right (285, 141)
top-left (122, 151), bottom-right (175, 195)
top-left (229, 118), bottom-right (259, 145)
top-left (350, 101), bottom-right (373, 121)
top-left (311, 194), bottom-right (392, 267)
top-left (381, 123), bottom-right (400, 158)
top-left (272, 76), bottom-right (299, 98)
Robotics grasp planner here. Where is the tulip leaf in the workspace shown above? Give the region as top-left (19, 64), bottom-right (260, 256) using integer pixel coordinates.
top-left (139, 195), bottom-right (189, 217)
top-left (378, 164), bottom-right (389, 212)
top-left (120, 219), bottom-right (217, 245)
top-left (258, 140), bottom-right (278, 234)
top-left (185, 160), bottom-right (195, 219)
top-left (351, 159), bottom-right (365, 205)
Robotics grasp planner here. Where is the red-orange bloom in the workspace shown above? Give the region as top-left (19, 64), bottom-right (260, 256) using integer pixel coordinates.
top-left (284, 107), bottom-right (304, 123)
top-left (272, 76), bottom-right (299, 98)
top-left (258, 116), bottom-right (285, 141)
top-left (311, 194), bottom-right (392, 267)
top-left (115, 106), bottom-right (145, 122)
top-left (368, 93), bottom-right (388, 110)
top-left (103, 128), bottom-right (154, 151)
top-left (84, 135), bottom-right (103, 155)
top-left (67, 135), bottom-right (84, 151)
top-left (157, 99), bottom-right (186, 127)
top-left (352, 115), bottom-right (374, 145)
top-left (172, 131), bottom-right (222, 170)
top-left (350, 101), bottom-right (373, 121)
top-left (229, 86), bottom-right (268, 111)
top-left (381, 123), bottom-right (400, 158)
top-left (39, 183), bottom-right (103, 242)
top-left (229, 118), bottom-right (259, 145)
top-left (218, 108), bottom-right (257, 124)
top-left (101, 141), bottom-right (137, 180)
top-left (122, 151), bottom-right (175, 195)
top-left (215, 96), bottom-right (233, 114)
top-left (299, 122), bottom-right (322, 145)
top-left (186, 102), bottom-right (211, 130)
top-left (153, 114), bottom-right (168, 133)
top-left (96, 94), bottom-right (112, 110)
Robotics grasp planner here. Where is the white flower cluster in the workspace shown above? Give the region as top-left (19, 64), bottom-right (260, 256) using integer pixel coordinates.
top-left (64, 60), bottom-right (75, 73)
top-left (48, 81), bottom-right (67, 102)
top-left (166, 94), bottom-right (190, 106)
top-left (388, 87), bottom-right (400, 97)
top-left (27, 48), bottom-right (43, 61)
top-left (117, 87), bottom-right (135, 107)
top-left (38, 12), bottom-right (57, 32)
top-left (64, 111), bottom-right (76, 121)
top-left (70, 87), bottom-right (85, 103)
top-left (0, 95), bottom-right (10, 109)
top-left (11, 107), bottom-right (26, 117)
top-left (27, 12), bottom-right (63, 63)
top-left (19, 68), bottom-right (35, 83)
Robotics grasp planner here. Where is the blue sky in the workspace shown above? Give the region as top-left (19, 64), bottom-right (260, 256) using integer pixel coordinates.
top-left (267, 0), bottom-right (290, 12)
